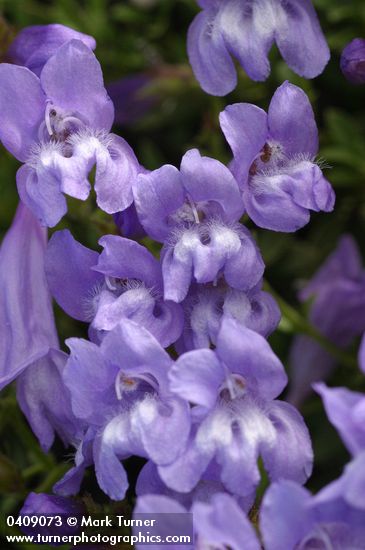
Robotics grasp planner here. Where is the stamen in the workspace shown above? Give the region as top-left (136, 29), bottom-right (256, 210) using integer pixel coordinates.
top-left (297, 526), bottom-right (334, 550)
top-left (105, 276), bottom-right (118, 291)
top-left (114, 370), bottom-right (160, 400)
top-left (115, 372), bottom-right (138, 400)
top-left (187, 195), bottom-right (200, 224)
top-left (45, 102), bottom-right (55, 136)
top-left (219, 367), bottom-right (247, 401)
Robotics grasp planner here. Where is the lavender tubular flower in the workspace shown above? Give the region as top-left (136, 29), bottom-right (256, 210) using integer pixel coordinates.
top-left (220, 81), bottom-right (335, 232)
top-left (45, 230), bottom-right (183, 347)
top-left (159, 318), bottom-right (312, 497)
top-left (341, 38), bottom-right (365, 84)
top-left (56, 320), bottom-right (190, 501)
top-left (188, 0), bottom-right (330, 96)
top-left (0, 39), bottom-right (139, 226)
top-left (0, 202), bottom-right (58, 390)
top-left (134, 148), bottom-right (264, 302)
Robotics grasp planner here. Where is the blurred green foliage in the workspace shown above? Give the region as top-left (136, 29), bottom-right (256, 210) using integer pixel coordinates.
top-left (0, 0), bottom-right (365, 547)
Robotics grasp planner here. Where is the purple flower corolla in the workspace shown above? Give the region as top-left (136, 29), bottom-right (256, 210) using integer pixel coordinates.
top-left (8, 23), bottom-right (96, 76)
top-left (134, 149), bottom-right (264, 302)
top-left (260, 453), bottom-right (365, 550)
top-left (288, 235), bottom-right (365, 405)
top-left (19, 492), bottom-right (84, 538)
top-left (45, 230), bottom-right (183, 347)
top-left (17, 349), bottom-right (85, 452)
top-left (188, 0), bottom-right (330, 96)
top-left (0, 39), bottom-right (139, 227)
top-left (56, 321), bottom-right (190, 500)
top-left (0, 202), bottom-right (58, 390)
top-left (220, 82), bottom-right (335, 232)
top-left (341, 38), bottom-right (365, 84)
top-left (177, 281), bottom-right (280, 352)
top-left (134, 493), bottom-right (259, 550)
top-left (158, 318), bottom-right (313, 498)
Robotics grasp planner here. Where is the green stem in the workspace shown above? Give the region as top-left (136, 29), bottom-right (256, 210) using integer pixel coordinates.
top-left (264, 280), bottom-right (358, 370)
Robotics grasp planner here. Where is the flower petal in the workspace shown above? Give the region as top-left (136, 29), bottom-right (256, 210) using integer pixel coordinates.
top-left (132, 395), bottom-right (191, 465)
top-left (16, 349), bottom-right (82, 451)
top-left (169, 349), bottom-right (224, 409)
top-left (0, 202), bottom-right (57, 390)
top-left (219, 0), bottom-right (274, 81)
top-left (193, 493), bottom-right (260, 550)
top-left (262, 400), bottom-right (313, 484)
top-left (9, 23), bottom-right (96, 76)
top-left (133, 164), bottom-right (185, 242)
top-left (275, 0), bottom-right (330, 79)
top-left (96, 235), bottom-right (162, 288)
top-left (40, 39), bottom-right (114, 131)
top-left (0, 64), bottom-right (45, 161)
top-left (314, 383), bottom-right (365, 456)
top-left (260, 481), bottom-right (313, 550)
top-left (64, 337), bottom-right (118, 424)
top-left (268, 82), bottom-right (319, 157)
top-left (187, 10), bottom-right (237, 96)
top-left (94, 134), bottom-right (139, 214)
top-left (219, 103), bottom-right (268, 185)
top-left (17, 164), bottom-right (68, 228)
top-left (216, 318), bottom-right (287, 400)
top-left (180, 149), bottom-right (244, 222)
top-left (45, 230), bottom-right (103, 322)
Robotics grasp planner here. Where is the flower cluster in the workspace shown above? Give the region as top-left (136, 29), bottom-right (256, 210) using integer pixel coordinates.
top-left (1, 8), bottom-right (363, 550)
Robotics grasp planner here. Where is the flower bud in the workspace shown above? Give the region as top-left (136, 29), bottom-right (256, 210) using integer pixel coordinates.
top-left (341, 38), bottom-right (365, 84)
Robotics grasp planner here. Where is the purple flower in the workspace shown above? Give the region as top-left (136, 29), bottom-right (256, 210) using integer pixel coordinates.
top-left (177, 281), bottom-right (280, 352)
top-left (55, 321), bottom-right (190, 501)
top-left (260, 453), bottom-right (365, 550)
top-left (134, 149), bottom-right (264, 302)
top-left (134, 493), bottom-right (259, 550)
top-left (0, 39), bottom-right (139, 226)
top-left (188, 0), bottom-right (330, 96)
top-left (288, 235), bottom-right (365, 405)
top-left (8, 23), bottom-right (96, 76)
top-left (45, 230), bottom-right (183, 347)
top-left (341, 38), bottom-right (365, 84)
top-left (220, 81), bottom-right (335, 232)
top-left (0, 202), bottom-right (58, 390)
top-left (19, 492), bottom-right (84, 538)
top-left (158, 318), bottom-right (312, 498)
